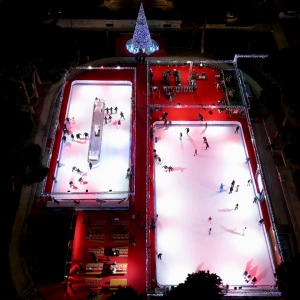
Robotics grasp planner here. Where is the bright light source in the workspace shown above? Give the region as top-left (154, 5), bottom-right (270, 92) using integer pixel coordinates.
top-left (100, 66), bottom-right (104, 69)
top-left (59, 11), bottom-right (61, 14)
top-left (116, 66), bottom-right (121, 69)
top-left (88, 66), bottom-right (92, 69)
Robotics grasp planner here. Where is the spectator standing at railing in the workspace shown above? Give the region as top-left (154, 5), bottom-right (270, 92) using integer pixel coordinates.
top-left (136, 211), bottom-right (140, 219)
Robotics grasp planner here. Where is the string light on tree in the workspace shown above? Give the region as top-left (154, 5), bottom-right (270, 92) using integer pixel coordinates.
top-left (126, 3), bottom-right (159, 55)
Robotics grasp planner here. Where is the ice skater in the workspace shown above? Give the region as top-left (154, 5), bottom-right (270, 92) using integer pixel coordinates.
top-left (169, 120), bottom-right (172, 126)
top-left (235, 204), bottom-right (239, 210)
top-left (185, 127), bottom-right (190, 135)
top-left (76, 133), bottom-right (81, 140)
top-left (229, 186), bottom-right (233, 194)
top-left (194, 149), bottom-right (198, 156)
top-left (72, 166), bottom-right (77, 172)
top-left (219, 183), bottom-right (224, 193)
top-left (179, 132), bottom-right (182, 140)
top-left (157, 157), bottom-right (162, 165)
top-left (208, 216), bottom-right (212, 224)
top-left (247, 179), bottom-right (251, 186)
top-left (209, 228), bottom-right (212, 235)
top-left (117, 120), bottom-right (121, 128)
top-left (162, 165), bottom-right (168, 171)
top-left (120, 112), bottom-right (125, 120)
top-left (253, 196), bottom-right (258, 203)
top-left (168, 166), bottom-right (174, 172)
top-left (71, 134), bottom-right (75, 141)
top-left (52, 175), bottom-right (57, 182)
top-left (109, 115), bottom-right (112, 122)
top-left (84, 132), bottom-right (89, 139)
top-left (251, 277), bottom-right (257, 285)
top-left (158, 253), bottom-right (162, 260)
top-left (242, 227), bottom-right (247, 236)
top-left (62, 135), bottom-right (66, 143)
top-left (69, 181), bottom-right (74, 188)
top-left (258, 219), bottom-right (264, 225)
top-left (105, 107), bottom-right (109, 114)
top-left (114, 107), bottom-right (118, 113)
top-left (205, 142), bottom-right (209, 150)
top-left (235, 126), bottom-right (240, 133)
top-left (245, 157), bottom-right (250, 164)
top-left (78, 177), bottom-right (83, 184)
top-left (104, 116), bottom-right (108, 124)
top-left (203, 137), bottom-right (207, 143)
top-left (235, 185), bottom-right (240, 192)
top-left (231, 180), bottom-right (235, 187)
top-left (71, 117), bottom-right (75, 124)
top-left (89, 162), bottom-right (92, 170)
top-left (205, 122), bottom-right (207, 130)
top-left (164, 119), bottom-right (167, 126)
top-left (66, 117), bottom-right (70, 123)
top-left (110, 107), bottom-right (113, 114)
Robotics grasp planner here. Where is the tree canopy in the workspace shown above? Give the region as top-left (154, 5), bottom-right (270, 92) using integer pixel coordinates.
top-left (274, 253), bottom-right (300, 300)
top-left (163, 270), bottom-right (224, 300)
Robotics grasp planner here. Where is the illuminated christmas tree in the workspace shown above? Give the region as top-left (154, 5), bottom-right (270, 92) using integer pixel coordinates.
top-left (126, 3), bottom-right (159, 55)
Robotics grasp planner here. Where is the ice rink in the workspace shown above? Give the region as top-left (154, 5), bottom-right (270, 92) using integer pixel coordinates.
top-left (53, 80), bottom-right (132, 199)
top-left (154, 122), bottom-right (275, 287)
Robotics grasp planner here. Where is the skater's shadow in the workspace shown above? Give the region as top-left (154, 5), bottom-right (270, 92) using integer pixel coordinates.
top-left (256, 268), bottom-right (268, 283)
top-left (83, 181), bottom-right (88, 185)
top-left (218, 208), bottom-right (233, 212)
top-left (155, 136), bottom-right (163, 142)
top-left (164, 126), bottom-right (170, 131)
top-left (245, 259), bottom-right (253, 273)
top-left (220, 225), bottom-right (242, 235)
top-left (82, 173), bottom-right (88, 176)
top-left (249, 265), bottom-right (259, 278)
top-left (172, 167), bottom-right (186, 172)
top-left (76, 140), bottom-right (87, 144)
top-left (72, 185), bottom-right (78, 190)
top-left (187, 136), bottom-right (197, 149)
top-left (195, 263), bottom-right (204, 273)
top-left (58, 163), bottom-right (65, 167)
top-left (200, 129), bottom-right (206, 135)
top-left (65, 142), bottom-right (72, 147)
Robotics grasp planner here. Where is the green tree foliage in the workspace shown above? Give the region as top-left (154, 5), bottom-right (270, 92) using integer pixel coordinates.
top-left (274, 253), bottom-right (300, 300)
top-left (163, 271), bottom-right (224, 300)
top-left (107, 286), bottom-right (146, 300)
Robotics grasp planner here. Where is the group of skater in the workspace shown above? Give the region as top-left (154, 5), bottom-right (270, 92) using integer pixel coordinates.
top-left (103, 107), bottom-right (125, 127)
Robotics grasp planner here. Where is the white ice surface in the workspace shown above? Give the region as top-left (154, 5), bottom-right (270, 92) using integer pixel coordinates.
top-left (53, 81), bottom-right (132, 199)
top-left (154, 123), bottom-right (275, 287)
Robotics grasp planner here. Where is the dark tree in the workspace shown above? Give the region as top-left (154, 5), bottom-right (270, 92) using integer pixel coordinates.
top-left (107, 286), bottom-right (146, 300)
top-left (274, 254), bottom-right (300, 300)
top-left (163, 271), bottom-right (224, 300)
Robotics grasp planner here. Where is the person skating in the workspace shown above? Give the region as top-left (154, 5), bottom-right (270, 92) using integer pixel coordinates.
top-left (117, 120), bottom-right (121, 128)
top-left (205, 142), bottom-right (209, 150)
top-left (251, 277), bottom-right (257, 285)
top-left (168, 166), bottom-right (174, 172)
top-left (69, 181), bottom-right (74, 188)
top-left (258, 219), bottom-right (264, 225)
top-left (120, 112), bottom-right (125, 120)
top-left (245, 157), bottom-right (250, 164)
top-left (247, 179), bottom-right (251, 186)
top-left (78, 177), bottom-right (83, 184)
top-left (52, 175), bottom-right (57, 182)
top-left (164, 119), bottom-right (167, 126)
top-left (209, 228), bottom-right (212, 235)
top-left (169, 120), bottom-right (172, 126)
top-left (66, 117), bottom-right (70, 123)
top-left (109, 115), bottom-right (112, 122)
top-left (179, 132), bottom-right (182, 140)
top-left (114, 107), bottom-right (118, 113)
top-left (162, 165), bottom-right (168, 171)
top-left (84, 132), bottom-right (89, 138)
top-left (71, 134), bottom-right (75, 141)
top-left (231, 180), bottom-right (235, 187)
top-left (157, 157), bottom-right (162, 165)
top-left (194, 149), bottom-right (198, 156)
top-left (203, 137), bottom-right (207, 143)
top-left (104, 116), bottom-right (108, 124)
top-left (235, 185), bottom-right (240, 192)
top-left (62, 135), bottom-right (66, 143)
top-left (229, 186), bottom-right (233, 194)
top-left (235, 126), bottom-right (239, 133)
top-left (89, 162), bottom-right (92, 170)
top-left (185, 127), bottom-right (190, 135)
top-left (235, 204), bottom-right (239, 210)
top-left (205, 122), bottom-right (207, 130)
top-left (208, 216), bottom-right (212, 224)
top-left (72, 166), bottom-right (77, 172)
top-left (105, 107), bottom-right (109, 114)
top-left (253, 196), bottom-right (258, 203)
top-left (158, 253), bottom-right (162, 260)
top-left (219, 183), bottom-right (224, 193)
top-left (110, 107), bottom-right (113, 114)
top-left (76, 133), bottom-right (82, 139)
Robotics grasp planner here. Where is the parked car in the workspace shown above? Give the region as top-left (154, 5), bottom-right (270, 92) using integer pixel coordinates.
top-left (278, 11), bottom-right (299, 19)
